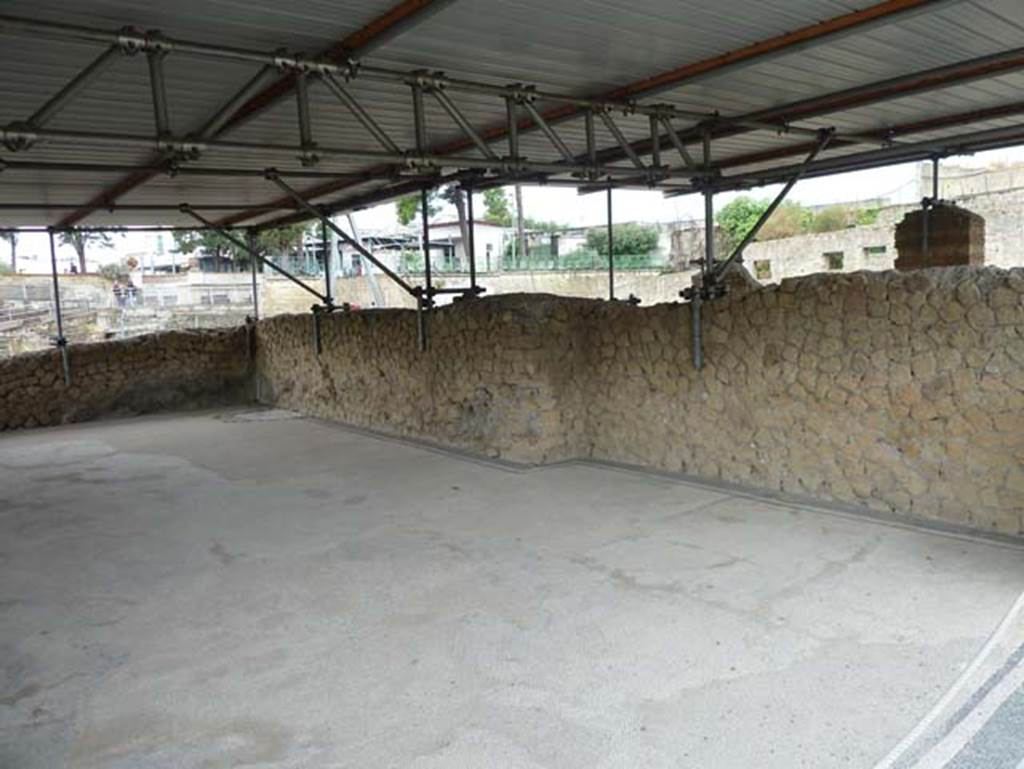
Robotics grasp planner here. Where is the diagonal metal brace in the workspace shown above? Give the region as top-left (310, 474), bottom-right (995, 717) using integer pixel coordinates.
top-left (266, 171), bottom-right (421, 298)
top-left (598, 109), bottom-right (646, 170)
top-left (660, 117), bottom-right (696, 170)
top-left (28, 44), bottom-right (122, 130)
top-left (431, 87), bottom-right (499, 160)
top-left (319, 71), bottom-right (401, 154)
top-left (517, 96), bottom-right (576, 163)
top-left (180, 204), bottom-right (329, 305)
top-left (710, 128), bottom-right (835, 282)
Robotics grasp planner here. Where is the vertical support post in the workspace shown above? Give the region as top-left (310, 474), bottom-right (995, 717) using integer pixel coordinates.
top-left (416, 293), bottom-right (427, 352)
top-left (47, 229), bottom-right (70, 385)
top-left (312, 307), bottom-right (323, 356)
top-left (923, 155), bottom-right (940, 260)
top-left (702, 128), bottom-right (715, 279)
top-left (650, 115), bottom-right (662, 170)
top-left (606, 187), bottom-right (615, 301)
top-left (321, 214), bottom-right (333, 307)
top-left (585, 109), bottom-right (597, 175)
top-left (421, 187), bottom-right (432, 300)
top-left (466, 186), bottom-right (477, 291)
top-left (691, 294), bottom-right (703, 370)
top-left (247, 228), bottom-right (259, 320)
top-left (412, 84), bottom-right (428, 154)
top-left (506, 96), bottom-right (519, 162)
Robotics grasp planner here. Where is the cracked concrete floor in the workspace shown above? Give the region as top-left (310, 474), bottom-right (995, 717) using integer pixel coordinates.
top-left (1, 409), bottom-right (1023, 768)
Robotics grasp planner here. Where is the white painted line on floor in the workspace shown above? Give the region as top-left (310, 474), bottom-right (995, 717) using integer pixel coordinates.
top-left (911, 661), bottom-right (1024, 769)
top-left (872, 591), bottom-right (1024, 769)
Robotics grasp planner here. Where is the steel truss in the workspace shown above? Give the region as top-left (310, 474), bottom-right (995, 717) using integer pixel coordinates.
top-left (0, 12), bottom-right (936, 202)
top-left (5, 9), bottom-right (1024, 365)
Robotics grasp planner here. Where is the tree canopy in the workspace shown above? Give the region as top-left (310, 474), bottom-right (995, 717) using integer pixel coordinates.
top-left (395, 191), bottom-right (440, 226)
top-left (59, 230), bottom-right (116, 273)
top-left (172, 223), bottom-right (310, 264)
top-left (715, 195), bottom-right (881, 247)
top-left (481, 188), bottom-right (513, 226)
top-left (585, 222), bottom-right (660, 257)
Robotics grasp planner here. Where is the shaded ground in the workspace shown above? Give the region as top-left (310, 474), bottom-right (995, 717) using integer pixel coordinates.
top-left (1, 410), bottom-right (1022, 768)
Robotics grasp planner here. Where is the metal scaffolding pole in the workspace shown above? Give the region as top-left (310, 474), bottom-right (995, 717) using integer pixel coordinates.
top-left (466, 187), bottom-right (477, 292)
top-left (321, 216), bottom-right (333, 307)
top-left (606, 187), bottom-right (615, 301)
top-left (27, 44), bottom-right (121, 129)
top-left (0, 125), bottom-right (697, 182)
top-left (47, 229), bottom-right (70, 385)
top-left (421, 187), bottom-right (433, 300)
top-left (923, 155), bottom-right (940, 260)
top-left (247, 228), bottom-right (259, 320)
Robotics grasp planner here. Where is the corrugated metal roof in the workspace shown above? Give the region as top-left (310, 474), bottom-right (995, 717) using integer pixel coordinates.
top-left (1, 0), bottom-right (1024, 226)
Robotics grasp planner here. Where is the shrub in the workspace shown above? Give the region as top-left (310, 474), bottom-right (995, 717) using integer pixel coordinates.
top-left (585, 222), bottom-right (660, 257)
top-left (810, 206), bottom-right (852, 233)
top-left (716, 196), bottom-right (770, 248)
top-left (759, 201), bottom-right (813, 240)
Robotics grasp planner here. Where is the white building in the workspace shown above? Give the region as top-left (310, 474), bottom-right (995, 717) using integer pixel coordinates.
top-left (424, 220), bottom-right (507, 273)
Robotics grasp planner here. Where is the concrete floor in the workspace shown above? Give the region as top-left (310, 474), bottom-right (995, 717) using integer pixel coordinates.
top-left (1, 410), bottom-right (1023, 769)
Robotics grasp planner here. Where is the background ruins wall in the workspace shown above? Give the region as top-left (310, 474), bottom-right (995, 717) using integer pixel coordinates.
top-left (0, 328), bottom-right (250, 430)
top-left (255, 266), bottom-right (1024, 536)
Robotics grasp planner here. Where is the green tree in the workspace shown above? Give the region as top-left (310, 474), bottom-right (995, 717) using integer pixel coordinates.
top-left (482, 188), bottom-right (512, 226)
top-left (809, 205), bottom-right (852, 233)
top-left (172, 223), bottom-right (309, 269)
top-left (855, 206), bottom-right (880, 226)
top-left (59, 230), bottom-right (115, 273)
top-left (0, 231), bottom-right (16, 272)
top-left (586, 222), bottom-right (660, 257)
top-left (716, 197), bottom-right (770, 248)
top-left (758, 201), bottom-right (813, 240)
top-left (395, 191), bottom-right (440, 226)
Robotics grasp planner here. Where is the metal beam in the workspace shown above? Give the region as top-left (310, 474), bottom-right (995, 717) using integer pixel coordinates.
top-left (4, 125), bottom-right (682, 180)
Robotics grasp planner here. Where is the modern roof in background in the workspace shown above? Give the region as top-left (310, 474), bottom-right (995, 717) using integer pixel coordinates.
top-left (1, 0), bottom-right (1024, 229)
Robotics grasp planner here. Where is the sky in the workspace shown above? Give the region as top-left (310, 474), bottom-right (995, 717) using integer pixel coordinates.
top-left (9, 145), bottom-right (1024, 270)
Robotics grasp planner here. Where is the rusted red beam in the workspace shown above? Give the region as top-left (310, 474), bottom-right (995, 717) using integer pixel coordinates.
top-left (224, 0), bottom-right (946, 228)
top-left (57, 0), bottom-right (453, 228)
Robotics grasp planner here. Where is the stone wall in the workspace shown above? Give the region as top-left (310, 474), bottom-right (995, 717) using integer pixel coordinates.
top-left (253, 299), bottom-right (589, 464)
top-left (0, 328), bottom-right (250, 431)
top-left (254, 266), bottom-right (1024, 536)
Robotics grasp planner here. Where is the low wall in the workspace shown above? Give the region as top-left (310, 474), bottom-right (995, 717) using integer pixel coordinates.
top-left (0, 328), bottom-right (250, 430)
top-left (255, 266), bottom-right (1024, 536)
top-left (261, 269), bottom-right (692, 315)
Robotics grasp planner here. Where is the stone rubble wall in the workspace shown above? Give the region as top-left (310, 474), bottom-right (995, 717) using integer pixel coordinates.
top-left (255, 266), bottom-right (1024, 536)
top-left (253, 298), bottom-right (589, 464)
top-left (2, 266), bottom-right (1020, 537)
top-left (0, 328), bottom-right (250, 431)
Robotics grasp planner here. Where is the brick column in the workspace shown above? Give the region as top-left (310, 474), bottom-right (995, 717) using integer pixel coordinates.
top-left (894, 203), bottom-right (985, 270)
